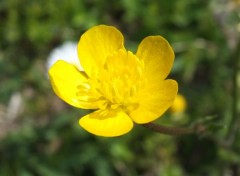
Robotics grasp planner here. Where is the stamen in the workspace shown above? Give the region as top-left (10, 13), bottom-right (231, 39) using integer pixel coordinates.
top-left (111, 104), bottom-right (120, 109)
top-left (75, 50), bottom-right (144, 112)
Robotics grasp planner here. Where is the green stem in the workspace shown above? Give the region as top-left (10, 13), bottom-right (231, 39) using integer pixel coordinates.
top-left (226, 39), bottom-right (240, 145)
top-left (142, 122), bottom-right (204, 136)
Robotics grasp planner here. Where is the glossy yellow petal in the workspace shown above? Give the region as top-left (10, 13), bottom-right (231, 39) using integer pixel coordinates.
top-left (129, 79), bottom-right (178, 124)
top-left (79, 109), bottom-right (133, 137)
top-left (48, 60), bottom-right (98, 109)
top-left (78, 25), bottom-right (125, 78)
top-left (136, 36), bottom-right (174, 81)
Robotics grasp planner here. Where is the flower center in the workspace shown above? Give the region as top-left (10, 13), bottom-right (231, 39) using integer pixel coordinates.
top-left (77, 49), bottom-right (144, 112)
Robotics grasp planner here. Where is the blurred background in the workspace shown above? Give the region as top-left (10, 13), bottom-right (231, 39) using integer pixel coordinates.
top-left (0, 0), bottom-right (240, 175)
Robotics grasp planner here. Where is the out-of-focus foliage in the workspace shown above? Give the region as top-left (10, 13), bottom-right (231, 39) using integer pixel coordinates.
top-left (0, 0), bottom-right (239, 175)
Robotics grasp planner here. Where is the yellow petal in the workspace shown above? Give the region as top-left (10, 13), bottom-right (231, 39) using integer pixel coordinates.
top-left (79, 109), bottom-right (133, 137)
top-left (78, 25), bottom-right (125, 78)
top-left (136, 36), bottom-right (174, 80)
top-left (129, 79), bottom-right (178, 124)
top-left (48, 60), bottom-right (98, 109)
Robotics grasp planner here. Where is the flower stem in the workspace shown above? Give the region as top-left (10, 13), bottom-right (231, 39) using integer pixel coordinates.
top-left (226, 39), bottom-right (240, 145)
top-left (142, 122), bottom-right (204, 136)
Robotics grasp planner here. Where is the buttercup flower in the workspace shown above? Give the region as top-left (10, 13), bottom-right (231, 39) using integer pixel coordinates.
top-left (170, 94), bottom-right (187, 114)
top-left (48, 25), bottom-right (178, 137)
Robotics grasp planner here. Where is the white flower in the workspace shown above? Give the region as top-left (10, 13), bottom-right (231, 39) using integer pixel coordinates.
top-left (46, 42), bottom-right (83, 71)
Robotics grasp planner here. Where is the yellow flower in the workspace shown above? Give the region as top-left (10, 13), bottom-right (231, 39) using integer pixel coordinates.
top-left (170, 94), bottom-right (187, 113)
top-left (48, 25), bottom-right (178, 137)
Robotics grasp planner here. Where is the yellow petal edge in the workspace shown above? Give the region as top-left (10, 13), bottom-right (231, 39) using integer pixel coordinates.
top-left (136, 36), bottom-right (174, 81)
top-left (79, 109), bottom-right (133, 137)
top-left (77, 25), bottom-right (125, 78)
top-left (48, 60), bottom-right (95, 109)
top-left (130, 79), bottom-right (178, 124)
